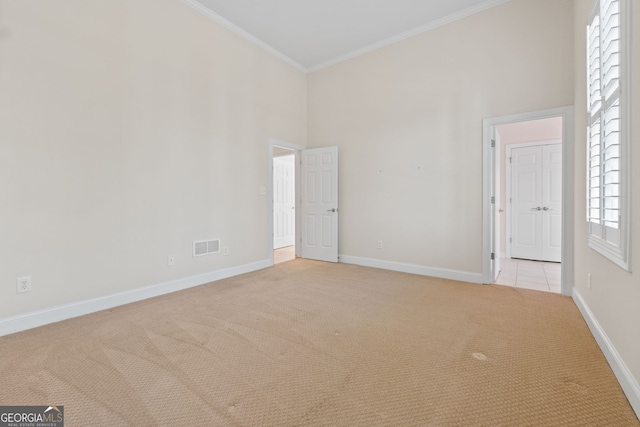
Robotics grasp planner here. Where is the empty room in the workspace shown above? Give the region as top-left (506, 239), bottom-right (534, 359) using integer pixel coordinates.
top-left (1, 0), bottom-right (638, 425)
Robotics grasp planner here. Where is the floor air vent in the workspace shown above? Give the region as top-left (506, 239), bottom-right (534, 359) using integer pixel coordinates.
top-left (193, 239), bottom-right (220, 257)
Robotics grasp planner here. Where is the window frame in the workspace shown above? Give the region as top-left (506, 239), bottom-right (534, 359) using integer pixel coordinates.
top-left (586, 0), bottom-right (632, 271)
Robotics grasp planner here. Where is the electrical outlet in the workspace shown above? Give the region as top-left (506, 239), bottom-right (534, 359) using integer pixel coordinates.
top-left (377, 240), bottom-right (383, 249)
top-left (17, 277), bottom-right (31, 294)
top-left (588, 273), bottom-right (591, 290)
top-left (223, 246), bottom-right (229, 256)
top-left (167, 255), bottom-right (176, 266)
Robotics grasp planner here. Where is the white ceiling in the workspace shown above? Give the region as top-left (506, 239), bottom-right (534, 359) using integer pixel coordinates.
top-left (187, 0), bottom-right (512, 73)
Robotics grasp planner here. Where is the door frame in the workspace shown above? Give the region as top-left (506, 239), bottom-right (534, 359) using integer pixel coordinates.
top-left (269, 139), bottom-right (304, 266)
top-left (506, 139), bottom-right (562, 260)
top-left (482, 106), bottom-right (574, 296)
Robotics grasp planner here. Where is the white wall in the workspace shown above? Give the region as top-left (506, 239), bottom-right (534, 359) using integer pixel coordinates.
top-left (307, 0), bottom-right (574, 277)
top-left (0, 0), bottom-right (306, 319)
top-left (573, 0), bottom-right (640, 412)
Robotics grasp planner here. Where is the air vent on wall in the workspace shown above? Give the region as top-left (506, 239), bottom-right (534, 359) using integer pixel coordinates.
top-left (193, 239), bottom-right (220, 257)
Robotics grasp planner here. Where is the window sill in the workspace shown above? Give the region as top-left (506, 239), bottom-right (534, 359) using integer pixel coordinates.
top-left (588, 234), bottom-right (631, 272)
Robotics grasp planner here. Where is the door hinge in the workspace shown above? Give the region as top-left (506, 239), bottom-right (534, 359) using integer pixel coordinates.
top-left (491, 196), bottom-right (495, 204)
top-left (491, 253), bottom-right (495, 260)
top-left (510, 237), bottom-right (512, 243)
top-left (491, 139), bottom-right (496, 148)
top-left (509, 157), bottom-right (512, 164)
top-left (510, 197), bottom-right (512, 203)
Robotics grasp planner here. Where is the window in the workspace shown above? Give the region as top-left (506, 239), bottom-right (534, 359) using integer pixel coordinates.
top-left (586, 0), bottom-right (631, 270)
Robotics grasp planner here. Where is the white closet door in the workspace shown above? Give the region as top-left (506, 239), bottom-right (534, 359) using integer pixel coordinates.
top-left (541, 144), bottom-right (563, 261)
top-left (510, 144), bottom-right (562, 262)
top-left (511, 146), bottom-right (543, 260)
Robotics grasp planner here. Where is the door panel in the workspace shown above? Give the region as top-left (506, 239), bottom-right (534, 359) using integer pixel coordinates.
top-left (301, 147), bottom-right (338, 262)
top-left (273, 155), bottom-right (295, 249)
top-left (541, 144), bottom-right (562, 261)
top-left (511, 147), bottom-right (542, 260)
top-left (510, 144), bottom-right (562, 262)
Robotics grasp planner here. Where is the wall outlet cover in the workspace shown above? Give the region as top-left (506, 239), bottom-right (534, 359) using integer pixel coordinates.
top-left (17, 276), bottom-right (32, 294)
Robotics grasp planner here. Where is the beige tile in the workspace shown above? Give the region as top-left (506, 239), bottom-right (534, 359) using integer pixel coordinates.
top-left (543, 263), bottom-right (561, 274)
top-left (544, 270), bottom-right (561, 278)
top-left (518, 265), bottom-right (545, 274)
top-left (518, 259), bottom-right (543, 267)
top-left (517, 281), bottom-right (550, 292)
top-left (495, 278), bottom-right (516, 286)
top-left (544, 270), bottom-right (561, 281)
top-left (549, 284), bottom-right (562, 294)
top-left (518, 274), bottom-right (548, 284)
top-left (497, 271), bottom-right (517, 280)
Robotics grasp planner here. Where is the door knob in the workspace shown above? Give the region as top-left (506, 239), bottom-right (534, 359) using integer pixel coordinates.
top-left (327, 208), bottom-right (336, 212)
top-left (531, 207), bottom-right (542, 211)
top-left (543, 207), bottom-right (552, 211)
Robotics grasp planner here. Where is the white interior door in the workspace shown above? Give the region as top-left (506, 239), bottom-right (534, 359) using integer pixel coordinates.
top-left (273, 155), bottom-right (295, 249)
top-left (301, 147), bottom-right (338, 262)
top-left (542, 144), bottom-right (563, 261)
top-left (510, 144), bottom-right (562, 262)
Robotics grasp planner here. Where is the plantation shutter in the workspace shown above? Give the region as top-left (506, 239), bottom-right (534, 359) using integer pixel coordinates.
top-left (586, 0), bottom-right (621, 246)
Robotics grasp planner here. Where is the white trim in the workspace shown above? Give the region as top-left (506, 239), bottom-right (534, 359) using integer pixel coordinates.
top-left (269, 138), bottom-right (305, 152)
top-left (482, 106), bottom-right (574, 296)
top-left (181, 0), bottom-right (512, 75)
top-left (586, 0), bottom-right (632, 272)
top-left (573, 289), bottom-right (640, 418)
top-left (339, 255), bottom-right (483, 284)
top-left (178, 0), bottom-right (307, 73)
top-left (308, 0), bottom-right (513, 73)
top-left (0, 259), bottom-right (271, 337)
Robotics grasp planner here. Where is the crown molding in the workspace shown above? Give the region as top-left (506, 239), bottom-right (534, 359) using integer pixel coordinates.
top-left (307, 0), bottom-right (513, 73)
top-left (178, 0), bottom-right (308, 74)
top-left (180, 0), bottom-right (512, 75)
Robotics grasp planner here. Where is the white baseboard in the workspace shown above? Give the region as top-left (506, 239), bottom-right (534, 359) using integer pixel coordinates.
top-left (339, 255), bottom-right (483, 284)
top-left (0, 259), bottom-right (272, 337)
top-left (573, 289), bottom-right (640, 418)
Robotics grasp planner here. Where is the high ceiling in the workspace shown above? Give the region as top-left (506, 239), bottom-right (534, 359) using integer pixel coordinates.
top-left (189, 0), bottom-right (511, 72)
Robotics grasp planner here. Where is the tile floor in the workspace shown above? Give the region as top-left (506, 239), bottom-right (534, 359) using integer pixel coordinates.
top-left (274, 245), bottom-right (296, 264)
top-left (494, 258), bottom-right (561, 294)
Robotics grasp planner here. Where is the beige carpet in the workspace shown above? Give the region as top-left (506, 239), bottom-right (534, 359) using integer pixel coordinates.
top-left (0, 259), bottom-right (638, 426)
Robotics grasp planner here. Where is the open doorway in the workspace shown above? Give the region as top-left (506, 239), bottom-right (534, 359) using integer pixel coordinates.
top-left (482, 107), bottom-right (574, 296)
top-left (272, 145), bottom-right (296, 264)
top-left (269, 139), bottom-right (340, 266)
top-left (496, 117), bottom-right (563, 293)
